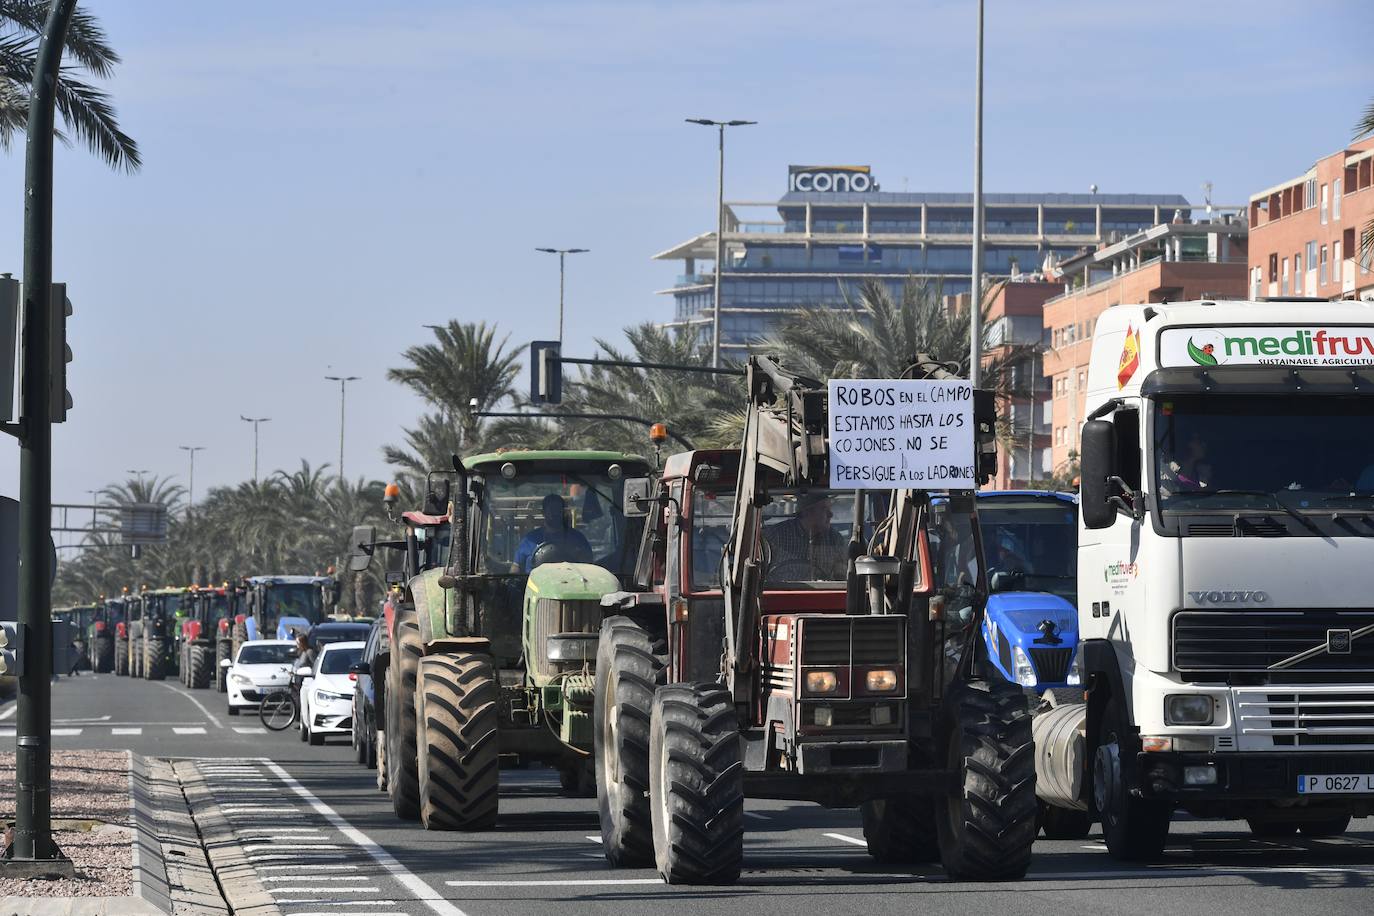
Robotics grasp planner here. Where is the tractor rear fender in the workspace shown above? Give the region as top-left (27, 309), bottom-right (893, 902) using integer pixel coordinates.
top-left (424, 637), bottom-right (492, 657)
top-left (408, 569), bottom-right (450, 646)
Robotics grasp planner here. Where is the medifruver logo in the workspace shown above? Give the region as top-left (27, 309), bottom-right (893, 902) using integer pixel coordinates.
top-left (1104, 560), bottom-right (1139, 582)
top-left (1168, 326), bottom-right (1374, 367)
top-left (1187, 332), bottom-right (1222, 366)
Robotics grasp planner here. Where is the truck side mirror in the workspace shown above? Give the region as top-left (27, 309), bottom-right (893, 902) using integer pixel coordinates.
top-left (1080, 419), bottom-right (1118, 529)
top-left (348, 525), bottom-right (376, 572)
top-left (622, 477), bottom-right (653, 517)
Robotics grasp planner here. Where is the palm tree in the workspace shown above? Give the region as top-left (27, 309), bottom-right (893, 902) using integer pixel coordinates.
top-left (1356, 96), bottom-right (1374, 140)
top-left (0, 1), bottom-right (140, 171)
top-left (387, 321), bottom-right (521, 450)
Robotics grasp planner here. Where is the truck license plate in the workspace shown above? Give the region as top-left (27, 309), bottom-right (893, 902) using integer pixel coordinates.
top-left (1297, 774), bottom-right (1374, 794)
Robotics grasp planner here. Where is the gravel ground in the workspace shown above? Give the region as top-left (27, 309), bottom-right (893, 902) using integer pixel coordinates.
top-left (0, 749), bottom-right (132, 898)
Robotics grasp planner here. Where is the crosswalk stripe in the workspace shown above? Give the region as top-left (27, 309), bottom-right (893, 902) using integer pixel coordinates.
top-left (111, 727), bottom-right (142, 735)
top-left (233, 726), bottom-right (267, 734)
top-left (52, 728), bottom-right (83, 736)
top-left (173, 726), bottom-right (207, 735)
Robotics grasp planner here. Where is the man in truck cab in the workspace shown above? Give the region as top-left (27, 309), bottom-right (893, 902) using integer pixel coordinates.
top-left (515, 493), bottom-right (593, 571)
top-left (764, 491), bottom-right (846, 580)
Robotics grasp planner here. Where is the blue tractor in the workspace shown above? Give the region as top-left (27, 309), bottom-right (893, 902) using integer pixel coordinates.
top-left (231, 575), bottom-right (339, 657)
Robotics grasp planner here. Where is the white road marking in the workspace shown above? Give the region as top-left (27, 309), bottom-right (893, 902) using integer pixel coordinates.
top-left (282, 911), bottom-right (396, 915)
top-left (259, 864), bottom-right (359, 871)
top-left (270, 887), bottom-right (380, 894)
top-left (52, 728), bottom-right (83, 736)
top-left (159, 682), bottom-right (225, 728)
top-left (244, 844), bottom-right (344, 852)
top-left (234, 726), bottom-right (268, 734)
top-left (111, 727), bottom-right (142, 736)
top-left (254, 827), bottom-right (323, 833)
top-left (1080, 845), bottom-right (1108, 852)
top-left (744, 811), bottom-right (771, 820)
top-left (823, 832), bottom-right (868, 847)
top-left (446, 878), bottom-right (663, 887)
top-left (173, 726), bottom-right (207, 735)
top-left (0, 705), bottom-right (15, 721)
top-left (263, 874), bottom-right (368, 881)
top-left (249, 855), bottom-right (349, 863)
top-left (583, 835), bottom-right (600, 843)
top-left (224, 808), bottom-right (300, 814)
top-left (264, 760), bottom-right (469, 916)
top-left (56, 715), bottom-right (112, 723)
top-left (275, 902), bottom-right (393, 907)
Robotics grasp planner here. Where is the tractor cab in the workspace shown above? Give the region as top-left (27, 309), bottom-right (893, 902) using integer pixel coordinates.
top-left (243, 575), bottom-right (337, 641)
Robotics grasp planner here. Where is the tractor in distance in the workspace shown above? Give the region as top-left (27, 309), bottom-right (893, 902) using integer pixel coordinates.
top-left (109, 593), bottom-right (132, 676)
top-left (593, 355), bottom-right (1038, 885)
top-left (349, 449), bottom-right (654, 830)
top-left (181, 584), bottom-right (235, 689)
top-left (87, 597), bottom-right (119, 673)
top-left (233, 574), bottom-right (339, 654)
top-left (131, 586), bottom-right (189, 681)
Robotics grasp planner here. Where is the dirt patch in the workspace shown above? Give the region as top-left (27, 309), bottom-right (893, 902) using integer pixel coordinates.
top-left (0, 749), bottom-right (132, 898)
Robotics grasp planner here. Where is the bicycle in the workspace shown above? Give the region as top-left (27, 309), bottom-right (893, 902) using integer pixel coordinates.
top-left (259, 687), bottom-right (299, 731)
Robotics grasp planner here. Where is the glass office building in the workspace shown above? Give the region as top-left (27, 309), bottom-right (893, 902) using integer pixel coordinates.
top-left (656, 165), bottom-right (1191, 353)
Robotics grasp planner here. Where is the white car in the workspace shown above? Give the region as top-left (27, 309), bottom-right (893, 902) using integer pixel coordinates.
top-left (223, 640), bottom-right (297, 715)
top-left (300, 641), bottom-right (365, 746)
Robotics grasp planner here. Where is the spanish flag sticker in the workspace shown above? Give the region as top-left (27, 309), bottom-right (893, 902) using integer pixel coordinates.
top-left (1117, 324), bottom-right (1141, 389)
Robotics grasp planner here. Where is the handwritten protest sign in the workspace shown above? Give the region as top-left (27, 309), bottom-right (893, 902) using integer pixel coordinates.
top-left (827, 379), bottom-right (976, 490)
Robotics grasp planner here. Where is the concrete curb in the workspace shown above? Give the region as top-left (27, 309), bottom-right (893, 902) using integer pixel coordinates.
top-left (145, 757), bottom-right (228, 915)
top-left (174, 761), bottom-right (281, 916)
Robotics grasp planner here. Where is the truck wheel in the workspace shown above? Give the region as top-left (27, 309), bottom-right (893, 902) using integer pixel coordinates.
top-left (386, 605), bottom-right (422, 820)
top-left (1093, 702), bottom-right (1171, 861)
top-left (415, 652), bottom-right (500, 830)
top-left (594, 615), bottom-right (667, 866)
top-left (93, 637), bottom-right (114, 674)
top-left (114, 640), bottom-right (128, 676)
top-left (1039, 801), bottom-right (1094, 840)
top-left (189, 646), bottom-right (211, 689)
top-left (215, 639), bottom-right (231, 691)
top-left (936, 678), bottom-right (1037, 881)
top-left (862, 797), bottom-right (941, 863)
top-left (648, 683), bottom-right (743, 885)
top-left (145, 638), bottom-right (167, 681)
top-left (1298, 814), bottom-right (1350, 837)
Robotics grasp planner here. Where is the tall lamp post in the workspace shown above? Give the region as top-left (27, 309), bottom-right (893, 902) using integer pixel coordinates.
top-left (534, 248), bottom-right (588, 344)
top-left (968, 0), bottom-right (985, 387)
top-left (178, 446), bottom-right (204, 516)
top-left (239, 416), bottom-right (270, 482)
top-left (324, 376), bottom-right (359, 480)
top-left (686, 118), bottom-right (756, 368)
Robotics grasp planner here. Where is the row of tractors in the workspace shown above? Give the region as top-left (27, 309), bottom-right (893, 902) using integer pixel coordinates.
top-left (63, 575), bottom-right (341, 688)
top-left (342, 355), bottom-right (1086, 885)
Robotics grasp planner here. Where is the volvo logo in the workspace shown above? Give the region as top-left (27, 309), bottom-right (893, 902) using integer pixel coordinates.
top-left (1188, 590), bottom-right (1270, 604)
top-left (1328, 629), bottom-right (1353, 655)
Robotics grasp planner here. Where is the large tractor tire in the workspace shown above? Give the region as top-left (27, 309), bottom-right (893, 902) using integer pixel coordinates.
top-left (935, 678), bottom-right (1038, 881)
top-left (1093, 700), bottom-right (1171, 861)
top-left (415, 652), bottom-right (499, 831)
top-left (863, 796), bottom-right (941, 863)
top-left (648, 683), bottom-right (744, 885)
top-left (386, 605), bottom-right (423, 820)
top-left (114, 639), bottom-right (128, 676)
top-left (594, 615), bottom-right (667, 866)
top-left (188, 645), bottom-right (212, 689)
top-left (92, 636), bottom-right (114, 674)
top-left (145, 637), bottom-right (168, 681)
top-left (231, 621), bottom-right (248, 662)
top-left (215, 637), bottom-right (231, 692)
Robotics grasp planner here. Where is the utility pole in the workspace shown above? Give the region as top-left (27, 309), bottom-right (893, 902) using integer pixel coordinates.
top-left (178, 446), bottom-right (204, 516)
top-left (323, 376), bottom-right (358, 480)
top-left (534, 248), bottom-right (588, 344)
top-left (686, 118), bottom-right (756, 368)
top-left (969, 0), bottom-right (985, 387)
top-left (9, 0), bottom-right (78, 870)
top-left (239, 416), bottom-right (270, 482)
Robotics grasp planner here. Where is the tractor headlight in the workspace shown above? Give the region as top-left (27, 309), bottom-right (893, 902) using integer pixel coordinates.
top-left (864, 669), bottom-right (899, 693)
top-left (1012, 646), bottom-right (1037, 687)
top-left (804, 670), bottom-right (839, 695)
top-left (1066, 646), bottom-right (1083, 686)
top-left (1165, 694), bottom-right (1214, 726)
top-left (546, 634), bottom-right (598, 663)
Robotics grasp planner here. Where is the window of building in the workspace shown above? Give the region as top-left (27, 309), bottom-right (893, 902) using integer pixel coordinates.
top-left (1334, 241), bottom-right (1342, 284)
top-left (1077, 371), bottom-right (1086, 390)
top-left (1295, 252), bottom-right (1303, 294)
top-left (1334, 179), bottom-right (1342, 221)
top-left (1306, 241), bottom-right (1317, 279)
top-left (1320, 184), bottom-right (1329, 225)
top-left (1320, 245), bottom-right (1329, 286)
top-left (1268, 253), bottom-right (1278, 283)
top-left (1281, 257), bottom-right (1289, 296)
top-left (1305, 177), bottom-right (1317, 209)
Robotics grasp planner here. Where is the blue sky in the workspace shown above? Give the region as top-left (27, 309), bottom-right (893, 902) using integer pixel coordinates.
top-left (0, 0), bottom-right (1369, 536)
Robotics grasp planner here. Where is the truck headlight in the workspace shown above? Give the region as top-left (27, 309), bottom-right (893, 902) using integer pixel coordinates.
top-left (1165, 694), bottom-right (1214, 726)
top-left (865, 669), bottom-right (899, 693)
top-left (1012, 646), bottom-right (1037, 687)
top-left (1065, 647), bottom-right (1082, 686)
top-left (804, 670), bottom-right (839, 695)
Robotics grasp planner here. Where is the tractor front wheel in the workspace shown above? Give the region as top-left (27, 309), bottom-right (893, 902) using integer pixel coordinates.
top-left (415, 652), bottom-right (499, 830)
top-left (386, 605), bottom-right (422, 820)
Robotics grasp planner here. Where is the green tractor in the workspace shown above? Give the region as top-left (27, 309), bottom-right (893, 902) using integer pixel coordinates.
top-left (131, 586), bottom-right (189, 681)
top-left (350, 449), bottom-right (652, 829)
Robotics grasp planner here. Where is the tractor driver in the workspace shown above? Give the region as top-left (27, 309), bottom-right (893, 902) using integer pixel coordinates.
top-left (514, 493), bottom-right (593, 572)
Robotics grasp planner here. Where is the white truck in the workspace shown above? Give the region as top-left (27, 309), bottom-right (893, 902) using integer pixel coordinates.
top-left (1035, 298), bottom-right (1374, 860)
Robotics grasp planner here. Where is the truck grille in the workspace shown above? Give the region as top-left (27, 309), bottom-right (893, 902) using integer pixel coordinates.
top-left (1235, 687), bottom-right (1374, 751)
top-left (1172, 611), bottom-right (1374, 672)
top-left (800, 617), bottom-right (904, 666)
top-left (1029, 647), bottom-right (1073, 682)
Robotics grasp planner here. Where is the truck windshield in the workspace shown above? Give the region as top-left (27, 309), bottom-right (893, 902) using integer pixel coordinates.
top-left (760, 489), bottom-right (877, 585)
top-left (264, 585), bottom-right (326, 625)
top-left (976, 498), bottom-right (1077, 604)
top-left (479, 470), bottom-right (640, 576)
top-left (1154, 394), bottom-right (1374, 510)
top-left (689, 489), bottom-right (735, 590)
top-left (204, 594), bottom-right (231, 621)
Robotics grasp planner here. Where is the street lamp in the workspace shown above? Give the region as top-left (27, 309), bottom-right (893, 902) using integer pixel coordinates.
top-left (686, 118), bottom-right (756, 368)
top-left (534, 248), bottom-right (589, 344)
top-left (125, 469), bottom-right (149, 494)
top-left (239, 416), bottom-right (271, 482)
top-left (968, 0), bottom-right (985, 387)
top-left (324, 376), bottom-right (360, 480)
top-left (178, 446), bottom-right (205, 516)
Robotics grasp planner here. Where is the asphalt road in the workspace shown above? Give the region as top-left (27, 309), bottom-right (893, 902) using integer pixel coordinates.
top-left (7, 671), bottom-right (1374, 916)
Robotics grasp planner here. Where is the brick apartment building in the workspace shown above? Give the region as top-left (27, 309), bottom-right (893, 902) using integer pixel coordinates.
top-left (1248, 136), bottom-right (1374, 301)
top-left (1040, 218), bottom-right (1249, 475)
top-left (980, 280), bottom-right (1060, 489)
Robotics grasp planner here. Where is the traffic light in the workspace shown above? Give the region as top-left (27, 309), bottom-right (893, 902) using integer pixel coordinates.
top-left (49, 282), bottom-right (71, 422)
top-left (0, 621), bottom-right (21, 676)
top-left (529, 340), bottom-right (562, 405)
top-left (0, 275), bottom-right (17, 424)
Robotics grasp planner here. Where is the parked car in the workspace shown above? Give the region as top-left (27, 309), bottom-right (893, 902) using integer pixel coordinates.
top-left (222, 639), bottom-right (297, 716)
top-left (351, 619), bottom-right (387, 769)
top-left (299, 640), bottom-right (365, 746)
top-left (306, 621), bottom-right (371, 651)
